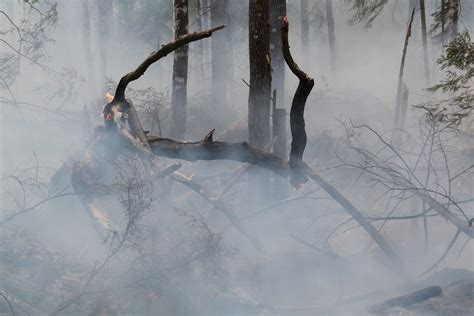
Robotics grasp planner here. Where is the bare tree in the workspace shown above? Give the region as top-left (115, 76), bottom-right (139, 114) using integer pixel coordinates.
top-left (392, 8), bottom-right (415, 144)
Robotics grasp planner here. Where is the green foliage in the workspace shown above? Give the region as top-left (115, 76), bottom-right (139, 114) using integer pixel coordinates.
top-left (344, 0), bottom-right (388, 28)
top-left (430, 0), bottom-right (450, 37)
top-left (420, 31), bottom-right (473, 128)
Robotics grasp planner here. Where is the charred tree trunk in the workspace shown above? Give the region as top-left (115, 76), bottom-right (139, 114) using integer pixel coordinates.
top-left (81, 0), bottom-right (96, 98)
top-left (171, 0), bottom-right (189, 140)
top-left (326, 0), bottom-right (336, 71)
top-left (248, 0), bottom-right (272, 149)
top-left (97, 0), bottom-right (109, 94)
top-left (210, 0), bottom-right (229, 115)
top-left (249, 0), bottom-right (272, 204)
top-left (419, 0), bottom-right (430, 84)
top-left (300, 0), bottom-right (309, 52)
top-left (392, 8), bottom-right (415, 145)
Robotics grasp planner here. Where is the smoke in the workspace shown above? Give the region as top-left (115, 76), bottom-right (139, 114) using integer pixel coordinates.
top-left (1, 0), bottom-right (473, 315)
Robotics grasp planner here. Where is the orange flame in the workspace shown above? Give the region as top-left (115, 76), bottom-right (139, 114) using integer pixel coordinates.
top-left (106, 93), bottom-right (114, 103)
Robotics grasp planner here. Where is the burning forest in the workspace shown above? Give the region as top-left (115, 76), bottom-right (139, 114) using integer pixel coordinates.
top-left (0, 0), bottom-right (473, 315)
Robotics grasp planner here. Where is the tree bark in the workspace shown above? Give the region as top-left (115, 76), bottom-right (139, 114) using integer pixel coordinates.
top-left (419, 0), bottom-right (430, 84)
top-left (326, 0), bottom-right (336, 71)
top-left (210, 0), bottom-right (229, 114)
top-left (392, 8), bottom-right (415, 145)
top-left (282, 16), bottom-right (314, 185)
top-left (248, 0), bottom-right (272, 149)
top-left (171, 0), bottom-right (189, 140)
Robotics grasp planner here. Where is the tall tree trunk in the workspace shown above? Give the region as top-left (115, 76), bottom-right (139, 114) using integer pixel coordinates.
top-left (210, 0), bottom-right (229, 115)
top-left (449, 0), bottom-right (458, 41)
top-left (81, 0), bottom-right (96, 98)
top-left (248, 0), bottom-right (272, 148)
top-left (97, 0), bottom-right (109, 94)
top-left (270, 0), bottom-right (286, 113)
top-left (249, 0), bottom-right (272, 205)
top-left (171, 0), bottom-right (189, 140)
top-left (300, 0), bottom-right (309, 52)
top-left (392, 8), bottom-right (415, 145)
top-left (326, 0), bottom-right (336, 71)
top-left (419, 0), bottom-right (430, 84)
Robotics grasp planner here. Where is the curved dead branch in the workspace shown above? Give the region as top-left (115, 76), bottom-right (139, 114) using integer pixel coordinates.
top-left (281, 16), bottom-right (315, 185)
top-left (113, 25), bottom-right (225, 101)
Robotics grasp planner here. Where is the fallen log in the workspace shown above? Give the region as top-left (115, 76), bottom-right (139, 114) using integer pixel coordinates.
top-left (368, 286), bottom-right (442, 314)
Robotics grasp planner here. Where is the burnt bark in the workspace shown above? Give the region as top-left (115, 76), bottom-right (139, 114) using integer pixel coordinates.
top-left (171, 0), bottom-right (189, 140)
top-left (281, 16), bottom-right (314, 185)
top-left (248, 0), bottom-right (272, 149)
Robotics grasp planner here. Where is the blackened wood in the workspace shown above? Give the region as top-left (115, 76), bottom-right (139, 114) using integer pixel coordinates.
top-left (369, 286), bottom-right (442, 313)
top-left (113, 25), bottom-right (225, 101)
top-left (248, 0), bottom-right (272, 149)
top-left (281, 16), bottom-right (314, 185)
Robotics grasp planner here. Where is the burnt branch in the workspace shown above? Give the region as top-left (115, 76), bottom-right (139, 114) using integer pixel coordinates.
top-left (281, 16), bottom-right (315, 185)
top-left (147, 134), bottom-right (290, 179)
top-left (113, 25), bottom-right (225, 101)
